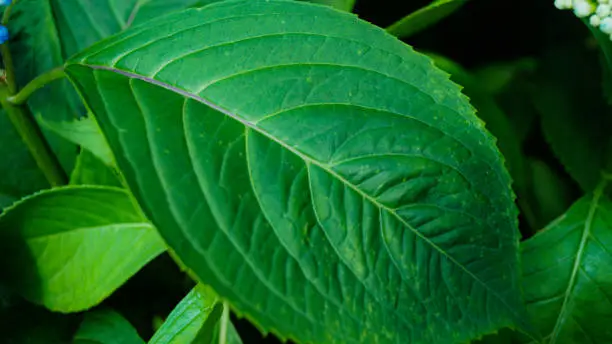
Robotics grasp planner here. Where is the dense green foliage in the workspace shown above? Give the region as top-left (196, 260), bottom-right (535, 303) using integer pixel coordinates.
top-left (1, 0), bottom-right (611, 343)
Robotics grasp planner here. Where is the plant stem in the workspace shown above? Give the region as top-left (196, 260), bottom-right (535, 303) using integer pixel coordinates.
top-left (1, 0), bottom-right (19, 95)
top-left (0, 0), bottom-right (66, 186)
top-left (0, 85), bottom-right (67, 186)
top-left (1, 0), bottom-right (19, 25)
top-left (218, 302), bottom-right (229, 344)
top-left (8, 67), bottom-right (65, 105)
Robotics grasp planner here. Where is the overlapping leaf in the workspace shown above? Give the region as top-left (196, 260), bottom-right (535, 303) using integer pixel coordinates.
top-left (70, 150), bottom-right (122, 187)
top-left (149, 284), bottom-right (221, 344)
top-left (9, 0), bottom-right (212, 173)
top-left (520, 179), bottom-right (612, 343)
top-left (38, 116), bottom-right (115, 167)
top-left (65, 1), bottom-right (529, 342)
top-left (0, 186), bottom-right (166, 312)
top-left (386, 0), bottom-right (467, 39)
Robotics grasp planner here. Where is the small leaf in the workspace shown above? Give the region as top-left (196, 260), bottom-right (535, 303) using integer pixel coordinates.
top-left (70, 150), bottom-right (122, 187)
top-left (0, 186), bottom-right (166, 312)
top-left (386, 0), bottom-right (467, 39)
top-left (38, 115), bottom-right (115, 167)
top-left (211, 311), bottom-right (243, 344)
top-left (66, 1), bottom-right (531, 342)
top-left (149, 284), bottom-right (221, 344)
top-left (521, 178), bottom-right (612, 342)
top-left (472, 59), bottom-right (537, 96)
top-left (74, 308), bottom-right (144, 344)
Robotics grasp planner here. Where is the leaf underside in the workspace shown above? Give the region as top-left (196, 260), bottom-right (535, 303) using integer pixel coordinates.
top-left (65, 1), bottom-right (527, 343)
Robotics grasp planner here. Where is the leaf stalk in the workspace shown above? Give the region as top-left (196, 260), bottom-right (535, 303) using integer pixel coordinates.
top-left (8, 67), bottom-right (65, 105)
top-left (0, 85), bottom-right (67, 186)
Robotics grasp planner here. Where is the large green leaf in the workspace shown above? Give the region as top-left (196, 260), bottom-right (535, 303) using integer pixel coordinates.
top-left (149, 284), bottom-right (221, 344)
top-left (0, 186), bottom-right (166, 312)
top-left (0, 110), bottom-right (48, 210)
top-left (426, 54), bottom-right (529, 199)
top-left (65, 1), bottom-right (529, 342)
top-left (386, 0), bottom-right (467, 39)
top-left (74, 309), bottom-right (144, 344)
top-left (520, 179), bottom-right (612, 343)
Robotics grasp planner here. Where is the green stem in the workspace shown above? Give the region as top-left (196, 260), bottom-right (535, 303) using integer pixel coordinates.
top-left (0, 85), bottom-right (67, 186)
top-left (8, 67), bottom-right (65, 105)
top-left (1, 44), bottom-right (16, 95)
top-left (218, 303), bottom-right (229, 344)
top-left (1, 0), bottom-right (19, 25)
top-left (1, 0), bottom-right (19, 95)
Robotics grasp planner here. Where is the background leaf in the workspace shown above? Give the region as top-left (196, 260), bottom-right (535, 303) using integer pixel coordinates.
top-left (74, 308), bottom-right (144, 344)
top-left (386, 0), bottom-right (467, 39)
top-left (0, 186), bottom-right (166, 312)
top-left (10, 0), bottom-right (81, 172)
top-left (38, 115), bottom-right (115, 167)
top-left (0, 110), bottom-right (48, 210)
top-left (66, 1), bottom-right (530, 343)
top-left (520, 178), bottom-right (612, 343)
top-left (70, 150), bottom-right (122, 187)
top-left (9, 0), bottom-right (212, 173)
top-left (149, 284), bottom-right (221, 344)
top-left (529, 44), bottom-right (612, 192)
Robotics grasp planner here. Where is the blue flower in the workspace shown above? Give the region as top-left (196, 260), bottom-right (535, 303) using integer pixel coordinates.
top-left (0, 0), bottom-right (11, 6)
top-left (0, 26), bottom-right (8, 44)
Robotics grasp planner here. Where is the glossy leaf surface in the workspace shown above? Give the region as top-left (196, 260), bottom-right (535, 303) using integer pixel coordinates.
top-left (0, 186), bottom-right (165, 312)
top-left (66, 1), bottom-right (528, 342)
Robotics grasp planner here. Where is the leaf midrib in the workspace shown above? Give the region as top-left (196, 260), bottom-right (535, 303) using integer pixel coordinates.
top-left (75, 64), bottom-right (524, 327)
top-left (549, 178), bottom-right (610, 343)
top-left (25, 222), bottom-right (154, 240)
